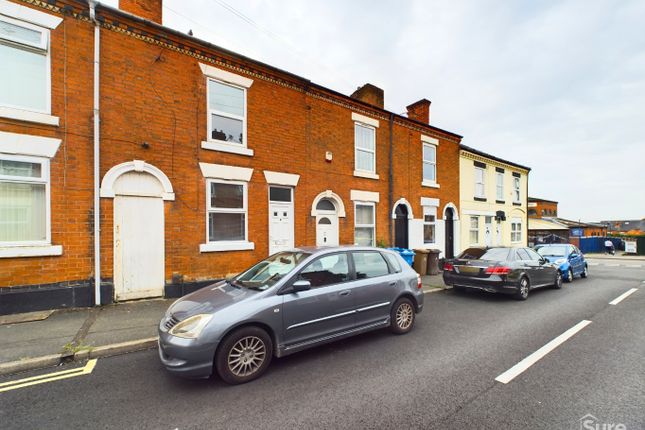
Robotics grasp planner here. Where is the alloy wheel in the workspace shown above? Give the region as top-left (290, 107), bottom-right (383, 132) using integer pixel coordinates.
top-left (396, 303), bottom-right (414, 330)
top-left (567, 268), bottom-right (574, 282)
top-left (520, 278), bottom-right (529, 299)
top-left (227, 336), bottom-right (266, 377)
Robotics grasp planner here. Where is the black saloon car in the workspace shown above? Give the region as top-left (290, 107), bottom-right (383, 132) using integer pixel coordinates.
top-left (442, 247), bottom-right (562, 300)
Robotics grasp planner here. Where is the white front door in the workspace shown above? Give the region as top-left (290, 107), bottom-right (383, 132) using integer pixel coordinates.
top-left (114, 195), bottom-right (164, 300)
top-left (268, 186), bottom-right (294, 255)
top-left (485, 216), bottom-right (493, 247)
top-left (269, 202), bottom-right (294, 255)
top-left (316, 214), bottom-right (338, 246)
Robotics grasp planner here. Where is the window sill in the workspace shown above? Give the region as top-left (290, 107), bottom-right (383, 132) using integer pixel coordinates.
top-left (201, 141), bottom-right (254, 156)
top-left (512, 202), bottom-right (522, 206)
top-left (0, 245), bottom-right (62, 258)
top-left (0, 106), bottom-right (59, 126)
top-left (496, 200), bottom-right (506, 204)
top-left (421, 180), bottom-right (440, 189)
top-left (200, 241), bottom-right (255, 252)
top-left (353, 170), bottom-right (379, 180)
top-left (474, 196), bottom-right (487, 202)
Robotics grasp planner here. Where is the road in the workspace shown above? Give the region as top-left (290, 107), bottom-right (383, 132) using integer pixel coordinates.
top-left (1, 264), bottom-right (643, 429)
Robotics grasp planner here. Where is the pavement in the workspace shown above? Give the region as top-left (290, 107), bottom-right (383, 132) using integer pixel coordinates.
top-left (1, 263), bottom-right (642, 429)
top-left (0, 276), bottom-right (447, 376)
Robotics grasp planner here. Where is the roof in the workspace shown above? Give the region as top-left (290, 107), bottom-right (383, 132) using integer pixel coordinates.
top-left (529, 218), bottom-right (569, 231)
top-left (459, 144), bottom-right (531, 171)
top-left (528, 197), bottom-right (559, 204)
top-left (550, 218), bottom-right (607, 229)
top-left (96, 2), bottom-right (463, 140)
top-left (599, 219), bottom-right (645, 232)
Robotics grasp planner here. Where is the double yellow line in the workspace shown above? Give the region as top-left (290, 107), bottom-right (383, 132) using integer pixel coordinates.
top-left (0, 359), bottom-right (98, 393)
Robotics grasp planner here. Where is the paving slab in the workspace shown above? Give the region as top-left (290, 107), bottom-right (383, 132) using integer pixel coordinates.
top-left (84, 299), bottom-right (171, 347)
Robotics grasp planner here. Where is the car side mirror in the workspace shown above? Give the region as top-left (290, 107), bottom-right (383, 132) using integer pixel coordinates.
top-left (569, 253), bottom-right (578, 260)
top-left (292, 280), bottom-right (311, 292)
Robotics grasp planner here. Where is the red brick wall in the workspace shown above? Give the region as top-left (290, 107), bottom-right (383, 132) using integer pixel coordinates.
top-left (0, 0), bottom-right (461, 288)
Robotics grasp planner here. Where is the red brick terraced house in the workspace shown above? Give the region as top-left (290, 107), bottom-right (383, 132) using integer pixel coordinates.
top-left (0, 0), bottom-right (463, 314)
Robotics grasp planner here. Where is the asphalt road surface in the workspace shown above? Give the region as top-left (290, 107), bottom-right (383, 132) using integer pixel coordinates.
top-left (1, 264), bottom-right (643, 429)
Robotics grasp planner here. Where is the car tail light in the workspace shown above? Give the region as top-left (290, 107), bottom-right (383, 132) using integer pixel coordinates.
top-left (417, 274), bottom-right (422, 289)
top-left (443, 262), bottom-right (454, 272)
top-left (485, 266), bottom-right (512, 275)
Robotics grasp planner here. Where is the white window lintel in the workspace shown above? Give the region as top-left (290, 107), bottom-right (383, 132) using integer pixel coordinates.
top-left (0, 130), bottom-right (61, 158)
top-left (0, 0), bottom-right (62, 28)
top-left (199, 63), bottom-right (253, 88)
top-left (421, 135), bottom-right (439, 145)
top-left (420, 197), bottom-right (440, 207)
top-left (263, 170), bottom-right (300, 187)
top-left (352, 112), bottom-right (379, 128)
top-left (199, 162), bottom-right (253, 182)
top-left (350, 190), bottom-right (379, 203)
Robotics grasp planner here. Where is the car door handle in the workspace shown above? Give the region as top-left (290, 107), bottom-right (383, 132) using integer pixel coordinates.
top-left (389, 281), bottom-right (396, 286)
top-left (339, 290), bottom-right (351, 296)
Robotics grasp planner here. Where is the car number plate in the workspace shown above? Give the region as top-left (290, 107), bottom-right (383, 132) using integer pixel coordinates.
top-left (456, 266), bottom-right (480, 275)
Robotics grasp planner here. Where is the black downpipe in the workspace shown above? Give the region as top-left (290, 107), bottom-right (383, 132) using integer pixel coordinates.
top-left (388, 113), bottom-right (394, 245)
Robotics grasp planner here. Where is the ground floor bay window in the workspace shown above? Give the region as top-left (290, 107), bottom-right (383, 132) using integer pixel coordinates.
top-left (354, 202), bottom-right (375, 246)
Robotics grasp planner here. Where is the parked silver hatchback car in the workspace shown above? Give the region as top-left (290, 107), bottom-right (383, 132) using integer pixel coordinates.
top-left (159, 246), bottom-right (424, 384)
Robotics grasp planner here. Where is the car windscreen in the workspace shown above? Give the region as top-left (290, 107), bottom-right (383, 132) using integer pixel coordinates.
top-left (234, 251), bottom-right (311, 290)
top-left (457, 248), bottom-right (510, 261)
top-left (537, 246), bottom-right (567, 257)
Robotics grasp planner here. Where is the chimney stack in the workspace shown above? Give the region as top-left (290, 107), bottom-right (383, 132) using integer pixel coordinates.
top-left (406, 99), bottom-right (431, 124)
top-left (119, 0), bottom-right (162, 24)
top-left (350, 84), bottom-right (384, 109)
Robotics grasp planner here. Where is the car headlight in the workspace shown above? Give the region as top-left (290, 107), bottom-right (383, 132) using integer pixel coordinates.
top-left (555, 259), bottom-right (566, 265)
top-left (169, 314), bottom-right (213, 339)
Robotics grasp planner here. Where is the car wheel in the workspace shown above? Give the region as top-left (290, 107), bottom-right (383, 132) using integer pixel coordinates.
top-left (390, 298), bottom-right (415, 335)
top-left (215, 326), bottom-right (273, 385)
top-left (514, 277), bottom-right (530, 301)
top-left (581, 265), bottom-right (588, 278)
top-left (553, 270), bottom-right (563, 289)
top-left (565, 268), bottom-right (574, 283)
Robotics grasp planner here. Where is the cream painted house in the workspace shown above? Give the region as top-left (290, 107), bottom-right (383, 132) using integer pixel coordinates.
top-left (458, 145), bottom-right (530, 253)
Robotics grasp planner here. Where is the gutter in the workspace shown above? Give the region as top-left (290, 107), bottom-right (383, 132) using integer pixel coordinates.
top-left (89, 0), bottom-right (101, 306)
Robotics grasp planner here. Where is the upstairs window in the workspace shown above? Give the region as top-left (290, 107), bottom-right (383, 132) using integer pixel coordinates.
top-left (496, 172), bottom-right (504, 201)
top-left (0, 16), bottom-right (50, 113)
top-left (354, 123), bottom-right (376, 174)
top-left (0, 155), bottom-right (49, 245)
top-left (207, 79), bottom-right (246, 146)
top-left (422, 143), bottom-right (436, 183)
top-left (513, 176), bottom-right (521, 203)
top-left (474, 167), bottom-right (485, 198)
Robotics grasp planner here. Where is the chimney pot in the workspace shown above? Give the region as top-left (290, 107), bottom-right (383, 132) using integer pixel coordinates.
top-left (119, 0), bottom-right (162, 24)
top-left (406, 99), bottom-right (431, 124)
top-left (350, 84), bottom-right (384, 109)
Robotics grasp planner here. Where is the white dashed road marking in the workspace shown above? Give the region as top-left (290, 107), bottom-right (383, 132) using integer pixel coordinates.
top-left (495, 320), bottom-right (592, 384)
top-left (609, 288), bottom-right (638, 305)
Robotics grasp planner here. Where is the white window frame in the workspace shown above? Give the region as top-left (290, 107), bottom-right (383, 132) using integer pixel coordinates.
top-left (474, 167), bottom-right (485, 198)
top-left (0, 14), bottom-right (52, 116)
top-left (0, 153), bottom-right (51, 247)
top-left (204, 179), bottom-right (252, 251)
top-left (469, 216), bottom-right (479, 245)
top-left (354, 201), bottom-right (375, 246)
top-left (353, 122), bottom-right (378, 178)
top-left (423, 205), bottom-right (437, 244)
top-left (496, 172), bottom-right (504, 201)
top-left (422, 142), bottom-right (438, 187)
top-left (206, 78), bottom-right (248, 148)
top-left (513, 176), bottom-right (521, 203)
top-left (511, 218), bottom-right (522, 243)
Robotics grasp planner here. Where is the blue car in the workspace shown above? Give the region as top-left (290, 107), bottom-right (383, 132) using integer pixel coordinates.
top-left (536, 244), bottom-right (588, 282)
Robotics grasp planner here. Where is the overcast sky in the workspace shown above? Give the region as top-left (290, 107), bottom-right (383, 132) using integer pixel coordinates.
top-left (106, 0), bottom-right (645, 221)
